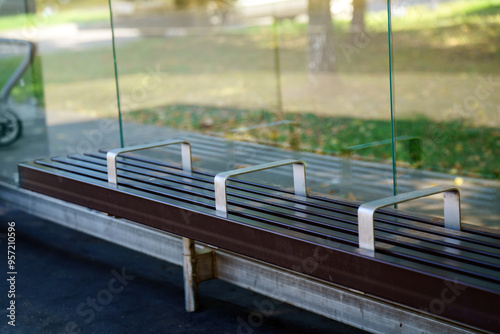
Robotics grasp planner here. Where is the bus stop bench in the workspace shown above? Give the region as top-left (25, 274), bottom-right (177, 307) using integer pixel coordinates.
top-left (17, 139), bottom-right (500, 333)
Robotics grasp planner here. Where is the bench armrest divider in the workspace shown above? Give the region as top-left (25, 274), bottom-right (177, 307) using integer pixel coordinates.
top-left (214, 159), bottom-right (306, 217)
top-left (358, 185), bottom-right (461, 252)
top-left (107, 139), bottom-right (192, 184)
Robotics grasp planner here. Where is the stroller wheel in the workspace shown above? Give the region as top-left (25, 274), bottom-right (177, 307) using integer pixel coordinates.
top-left (0, 107), bottom-right (23, 147)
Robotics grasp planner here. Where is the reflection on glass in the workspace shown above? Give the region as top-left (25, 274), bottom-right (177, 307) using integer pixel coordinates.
top-left (0, 0), bottom-right (120, 183)
top-left (2, 0), bottom-right (496, 229)
top-left (115, 0), bottom-right (392, 200)
top-left (0, 7), bottom-right (47, 182)
top-left (392, 0), bottom-right (500, 228)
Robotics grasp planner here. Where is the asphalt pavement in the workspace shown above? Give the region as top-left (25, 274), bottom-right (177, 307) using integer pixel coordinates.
top-left (0, 204), bottom-right (365, 334)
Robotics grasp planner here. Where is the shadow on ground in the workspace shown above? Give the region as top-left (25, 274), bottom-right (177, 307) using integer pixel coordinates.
top-left (0, 204), bottom-right (365, 334)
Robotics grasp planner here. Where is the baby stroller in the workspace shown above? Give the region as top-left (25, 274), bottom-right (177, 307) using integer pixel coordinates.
top-left (0, 38), bottom-right (36, 147)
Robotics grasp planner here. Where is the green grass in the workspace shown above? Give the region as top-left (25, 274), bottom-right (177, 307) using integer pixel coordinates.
top-left (0, 9), bottom-right (109, 31)
top-left (128, 105), bottom-right (500, 179)
top-left (31, 0), bottom-right (499, 85)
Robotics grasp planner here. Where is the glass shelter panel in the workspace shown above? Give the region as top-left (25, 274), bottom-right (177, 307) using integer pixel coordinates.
top-left (391, 0), bottom-right (500, 229)
top-left (112, 0), bottom-right (393, 200)
top-left (0, 0), bottom-right (120, 184)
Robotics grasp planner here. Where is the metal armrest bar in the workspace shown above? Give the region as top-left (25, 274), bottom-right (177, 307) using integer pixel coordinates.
top-left (358, 185), bottom-right (461, 252)
top-left (107, 139), bottom-right (192, 184)
top-left (214, 159), bottom-right (306, 217)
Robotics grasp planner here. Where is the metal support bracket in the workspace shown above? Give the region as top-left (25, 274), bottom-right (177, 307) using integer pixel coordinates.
top-left (196, 248), bottom-right (216, 283)
top-left (183, 238), bottom-right (216, 312)
top-left (183, 238), bottom-right (199, 312)
top-left (107, 139), bottom-right (192, 185)
top-left (358, 185), bottom-right (461, 252)
top-left (214, 159), bottom-right (307, 217)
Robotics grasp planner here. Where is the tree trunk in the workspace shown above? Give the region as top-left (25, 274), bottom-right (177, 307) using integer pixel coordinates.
top-left (307, 0), bottom-right (335, 74)
top-left (351, 0), bottom-right (366, 34)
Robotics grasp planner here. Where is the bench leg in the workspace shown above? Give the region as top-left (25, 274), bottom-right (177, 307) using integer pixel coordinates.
top-left (183, 237), bottom-right (199, 312)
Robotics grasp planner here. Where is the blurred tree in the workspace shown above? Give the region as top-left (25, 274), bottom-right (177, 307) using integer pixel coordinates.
top-left (173, 0), bottom-right (236, 25)
top-left (174, 0), bottom-right (235, 10)
top-left (174, 0), bottom-right (207, 9)
top-left (206, 0), bottom-right (236, 25)
top-left (351, 0), bottom-right (366, 33)
top-left (307, 0), bottom-right (335, 73)
top-left (0, 0), bottom-right (35, 16)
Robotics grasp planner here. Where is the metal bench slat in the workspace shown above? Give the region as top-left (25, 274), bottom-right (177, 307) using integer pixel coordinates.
top-left (30, 158), bottom-right (500, 283)
top-left (48, 155), bottom-right (500, 257)
top-left (65, 153), bottom-right (500, 249)
top-left (18, 160), bottom-right (500, 332)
